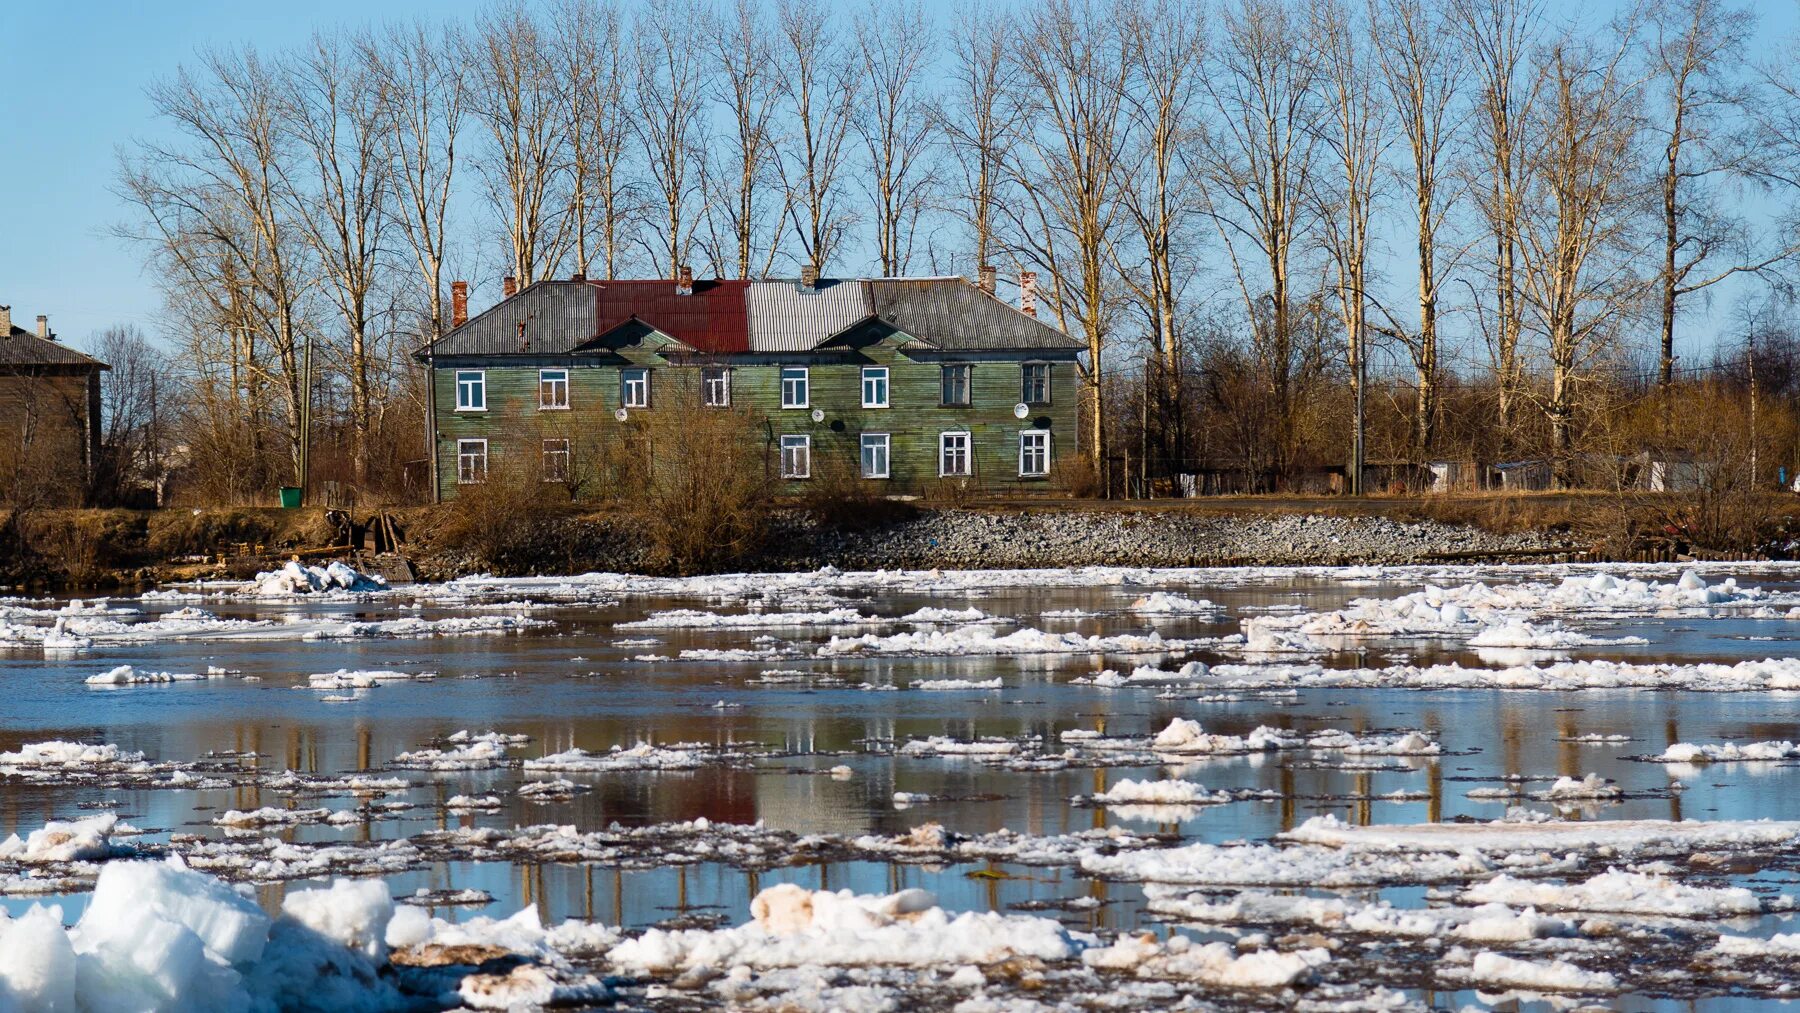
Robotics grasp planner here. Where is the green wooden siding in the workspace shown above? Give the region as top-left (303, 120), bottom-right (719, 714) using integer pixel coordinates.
top-left (432, 343), bottom-right (1079, 500)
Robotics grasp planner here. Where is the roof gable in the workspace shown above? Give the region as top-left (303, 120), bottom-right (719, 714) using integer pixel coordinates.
top-left (868, 280), bottom-right (1082, 352)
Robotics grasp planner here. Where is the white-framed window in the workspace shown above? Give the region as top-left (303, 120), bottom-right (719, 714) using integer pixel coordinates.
top-left (539, 368), bottom-right (569, 409)
top-left (702, 366), bottom-right (731, 407)
top-left (1021, 363), bottom-right (1051, 405)
top-left (542, 438), bottom-right (570, 482)
top-left (780, 434), bottom-right (811, 478)
top-left (455, 370), bottom-right (486, 411)
top-left (456, 439), bottom-right (487, 484)
top-left (941, 364), bottom-right (971, 406)
top-left (621, 367), bottom-right (650, 408)
top-left (1019, 430), bottom-right (1050, 477)
top-left (939, 431), bottom-right (971, 477)
top-left (860, 433), bottom-right (890, 478)
top-left (861, 366), bottom-right (889, 408)
top-left (781, 366), bottom-right (810, 408)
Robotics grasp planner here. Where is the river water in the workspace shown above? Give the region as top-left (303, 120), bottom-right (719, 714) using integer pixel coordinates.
top-left (4, 563), bottom-right (1800, 1010)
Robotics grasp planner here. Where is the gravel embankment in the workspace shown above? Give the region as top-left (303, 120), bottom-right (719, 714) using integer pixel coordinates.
top-left (776, 509), bottom-right (1574, 570)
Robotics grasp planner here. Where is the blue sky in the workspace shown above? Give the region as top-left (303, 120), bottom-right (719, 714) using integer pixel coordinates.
top-left (3, 0), bottom-right (1797, 361)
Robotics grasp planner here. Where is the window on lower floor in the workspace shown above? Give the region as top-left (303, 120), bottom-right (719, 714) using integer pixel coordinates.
top-left (1019, 430), bottom-right (1050, 477)
top-left (621, 367), bottom-right (650, 408)
top-left (780, 434), bottom-right (811, 478)
top-left (939, 431), bottom-right (971, 477)
top-left (702, 366), bottom-right (731, 407)
top-left (456, 439), bottom-right (487, 484)
top-left (542, 438), bottom-right (570, 482)
top-left (860, 433), bottom-right (890, 478)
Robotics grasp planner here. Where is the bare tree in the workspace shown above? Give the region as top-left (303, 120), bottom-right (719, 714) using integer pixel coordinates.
top-left (1308, 0), bottom-right (1386, 489)
top-left (776, 0), bottom-right (859, 271)
top-left (633, 0), bottom-right (711, 276)
top-left (120, 48), bottom-right (315, 485)
top-left (705, 0), bottom-right (788, 277)
top-left (1369, 0), bottom-right (1463, 456)
top-left (91, 325), bottom-right (169, 504)
top-left (1201, 0), bottom-right (1321, 480)
top-left (282, 31), bottom-right (394, 487)
top-left (1115, 0), bottom-right (1207, 383)
top-left (937, 1), bottom-right (1019, 269)
top-left (1006, 0), bottom-right (1133, 479)
top-left (1515, 33), bottom-right (1651, 484)
top-left (1650, 0), bottom-right (1779, 433)
top-left (854, 0), bottom-right (937, 276)
top-left (468, 2), bottom-right (573, 285)
top-left (554, 0), bottom-right (635, 279)
top-left (373, 20), bottom-right (467, 338)
top-left (1455, 0), bottom-right (1540, 442)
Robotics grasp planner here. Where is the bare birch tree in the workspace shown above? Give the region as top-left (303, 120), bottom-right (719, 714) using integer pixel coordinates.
top-left (633, 0), bottom-right (712, 276)
top-left (1201, 0), bottom-right (1320, 480)
top-left (468, 2), bottom-right (573, 285)
top-left (854, 0), bottom-right (937, 276)
top-left (554, 0), bottom-right (635, 279)
top-left (1454, 0), bottom-right (1540, 442)
top-left (282, 31), bottom-right (394, 486)
top-left (705, 0), bottom-right (788, 277)
top-left (373, 20), bottom-right (467, 338)
top-left (1005, 0), bottom-right (1132, 480)
top-left (1515, 34), bottom-right (1651, 485)
top-left (937, 1), bottom-right (1019, 270)
top-left (1308, 0), bottom-right (1385, 488)
top-left (1369, 0), bottom-right (1463, 456)
top-left (776, 0), bottom-right (859, 271)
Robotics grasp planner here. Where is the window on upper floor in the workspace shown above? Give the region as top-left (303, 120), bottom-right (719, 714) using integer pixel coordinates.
top-left (703, 366), bottom-right (731, 407)
top-left (861, 366), bottom-right (889, 408)
top-left (781, 366), bottom-right (810, 409)
top-left (455, 370), bottom-right (485, 411)
top-left (539, 369), bottom-right (569, 409)
top-left (621, 368), bottom-right (651, 408)
top-left (1021, 363), bottom-right (1050, 406)
top-left (941, 364), bottom-right (971, 407)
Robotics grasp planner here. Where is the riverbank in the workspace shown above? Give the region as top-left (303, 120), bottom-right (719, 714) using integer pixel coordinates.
top-left (4, 492), bottom-right (1755, 589)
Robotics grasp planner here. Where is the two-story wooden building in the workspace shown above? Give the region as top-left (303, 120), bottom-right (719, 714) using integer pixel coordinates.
top-left (0, 306), bottom-right (107, 507)
top-left (417, 271), bottom-right (1084, 501)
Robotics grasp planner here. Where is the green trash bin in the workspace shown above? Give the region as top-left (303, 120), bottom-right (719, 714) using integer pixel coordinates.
top-left (278, 486), bottom-right (303, 509)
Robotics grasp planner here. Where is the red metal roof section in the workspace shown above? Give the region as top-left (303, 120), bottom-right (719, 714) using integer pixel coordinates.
top-left (589, 279), bottom-right (751, 353)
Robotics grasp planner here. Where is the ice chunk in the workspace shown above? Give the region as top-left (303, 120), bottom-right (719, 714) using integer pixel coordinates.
top-left (0, 905), bottom-right (77, 1011)
top-left (280, 879), bottom-right (394, 964)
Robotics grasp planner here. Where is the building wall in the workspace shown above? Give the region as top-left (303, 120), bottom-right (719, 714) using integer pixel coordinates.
top-left (0, 369), bottom-right (94, 506)
top-left (430, 342), bottom-right (1080, 501)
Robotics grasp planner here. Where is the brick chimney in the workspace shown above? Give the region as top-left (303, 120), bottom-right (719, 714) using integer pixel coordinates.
top-left (676, 264), bottom-right (694, 295)
top-left (800, 263), bottom-right (820, 288)
top-left (571, 270), bottom-right (586, 282)
top-left (502, 275), bottom-right (517, 298)
top-left (450, 281), bottom-right (469, 328)
top-left (0, 305), bottom-right (10, 336)
top-left (977, 265), bottom-right (996, 296)
top-left (1019, 271), bottom-right (1038, 318)
top-left (36, 315), bottom-right (50, 340)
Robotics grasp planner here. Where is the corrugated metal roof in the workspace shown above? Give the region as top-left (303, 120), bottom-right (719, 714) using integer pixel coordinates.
top-left (424, 280), bottom-right (599, 356)
top-left (868, 279), bottom-right (1083, 351)
top-left (0, 327), bottom-right (107, 369)
top-left (593, 279), bottom-right (749, 354)
top-left (746, 279), bottom-right (874, 352)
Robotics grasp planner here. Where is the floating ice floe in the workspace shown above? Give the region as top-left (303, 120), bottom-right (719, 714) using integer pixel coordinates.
top-left (391, 731), bottom-right (525, 770)
top-left (616, 607), bottom-right (870, 630)
top-left (1083, 932), bottom-right (1329, 987)
top-left (1140, 655), bottom-right (1800, 693)
top-left (84, 665), bottom-right (217, 686)
top-left (523, 742), bottom-right (714, 773)
top-left (1129, 592), bottom-right (1220, 615)
top-left (1653, 740), bottom-right (1800, 763)
top-left (909, 677), bottom-right (1003, 691)
top-left (817, 625), bottom-right (1206, 658)
top-left (1461, 869), bottom-right (1762, 918)
top-left (305, 669), bottom-right (435, 690)
top-left (1460, 950), bottom-right (1619, 994)
top-left (243, 559), bottom-right (388, 596)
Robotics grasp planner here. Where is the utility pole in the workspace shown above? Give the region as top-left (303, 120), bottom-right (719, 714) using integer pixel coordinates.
top-left (1749, 335), bottom-right (1759, 489)
top-left (300, 331), bottom-right (314, 504)
top-left (1352, 321), bottom-right (1366, 495)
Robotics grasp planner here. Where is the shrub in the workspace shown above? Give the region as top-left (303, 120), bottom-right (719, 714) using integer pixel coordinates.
top-left (628, 406), bottom-right (772, 573)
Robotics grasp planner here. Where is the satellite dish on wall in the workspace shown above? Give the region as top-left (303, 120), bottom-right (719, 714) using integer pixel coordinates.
top-left (1013, 403), bottom-right (1030, 419)
top-left (614, 408), bottom-right (629, 422)
top-left (811, 408), bottom-right (825, 423)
